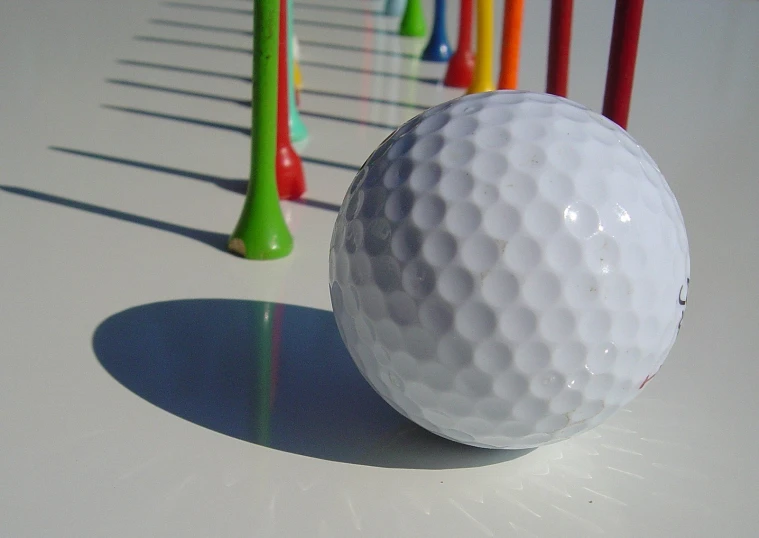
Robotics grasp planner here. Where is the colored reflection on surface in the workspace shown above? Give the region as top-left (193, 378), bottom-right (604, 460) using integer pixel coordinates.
top-left (253, 301), bottom-right (275, 445)
top-left (93, 299), bottom-right (524, 468)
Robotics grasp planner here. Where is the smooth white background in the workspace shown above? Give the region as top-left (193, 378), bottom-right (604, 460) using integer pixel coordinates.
top-left (1, 0), bottom-right (757, 536)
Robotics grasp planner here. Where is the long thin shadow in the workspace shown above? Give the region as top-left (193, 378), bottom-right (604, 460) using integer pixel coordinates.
top-left (300, 156), bottom-right (360, 172)
top-left (96, 106), bottom-right (367, 174)
top-left (151, 17), bottom-right (395, 38)
top-left (293, 2), bottom-right (379, 15)
top-left (301, 60), bottom-right (439, 85)
top-left (110, 78), bottom-right (426, 112)
top-left (291, 198), bottom-right (342, 212)
top-left (102, 104), bottom-right (249, 135)
top-left (163, 1), bottom-right (252, 15)
top-left (165, 1), bottom-right (379, 17)
top-left (136, 34), bottom-right (413, 61)
top-left (0, 186), bottom-right (229, 253)
top-left (294, 18), bottom-right (395, 35)
top-left (104, 102), bottom-right (397, 138)
top-left (301, 88), bottom-right (428, 111)
top-left (118, 59), bottom-right (249, 83)
top-left (151, 18), bottom-right (251, 36)
top-left (299, 110), bottom-right (398, 131)
top-left (107, 79), bottom-right (249, 107)
top-left (92, 299), bottom-right (532, 468)
top-left (299, 39), bottom-right (416, 59)
top-left (135, 35), bottom-right (250, 55)
top-left (49, 147), bottom-right (349, 206)
top-left (49, 147), bottom-right (247, 195)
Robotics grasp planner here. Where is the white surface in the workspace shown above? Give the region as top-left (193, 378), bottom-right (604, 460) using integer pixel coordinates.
top-left (0, 0), bottom-right (757, 536)
top-left (330, 91), bottom-right (690, 449)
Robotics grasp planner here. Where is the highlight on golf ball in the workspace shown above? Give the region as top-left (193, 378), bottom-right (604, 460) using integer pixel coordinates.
top-left (329, 90), bottom-right (690, 450)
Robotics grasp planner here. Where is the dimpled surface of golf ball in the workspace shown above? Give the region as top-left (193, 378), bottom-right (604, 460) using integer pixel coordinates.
top-left (329, 91), bottom-right (690, 449)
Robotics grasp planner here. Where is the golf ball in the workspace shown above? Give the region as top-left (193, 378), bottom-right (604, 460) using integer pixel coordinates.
top-left (329, 91), bottom-right (690, 449)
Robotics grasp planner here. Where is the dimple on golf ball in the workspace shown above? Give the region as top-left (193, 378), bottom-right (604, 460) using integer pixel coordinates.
top-left (329, 91), bottom-right (690, 450)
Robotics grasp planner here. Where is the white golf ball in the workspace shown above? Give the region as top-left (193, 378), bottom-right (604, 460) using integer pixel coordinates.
top-left (329, 91), bottom-right (690, 449)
